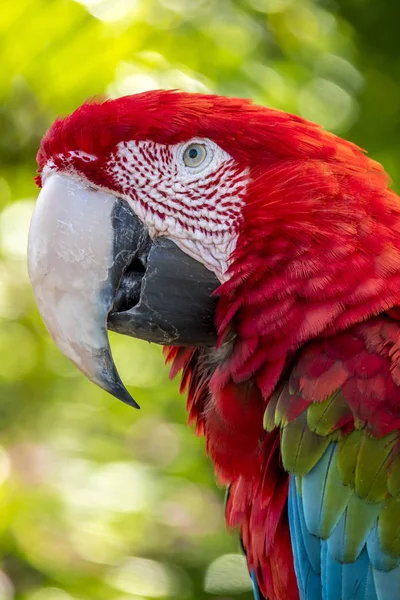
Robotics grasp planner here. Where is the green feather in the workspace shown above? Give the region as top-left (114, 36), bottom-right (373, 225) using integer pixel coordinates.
top-left (341, 495), bottom-right (382, 562)
top-left (388, 449), bottom-right (400, 497)
top-left (263, 388), bottom-right (280, 432)
top-left (274, 387), bottom-right (295, 429)
top-left (380, 496), bottom-right (400, 558)
top-left (317, 447), bottom-right (353, 539)
top-left (337, 430), bottom-right (363, 487)
top-left (281, 411), bottom-right (330, 475)
top-left (307, 390), bottom-right (350, 436)
top-left (354, 433), bottom-right (396, 502)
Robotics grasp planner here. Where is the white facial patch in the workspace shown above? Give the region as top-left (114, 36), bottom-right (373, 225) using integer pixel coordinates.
top-left (106, 138), bottom-right (248, 281)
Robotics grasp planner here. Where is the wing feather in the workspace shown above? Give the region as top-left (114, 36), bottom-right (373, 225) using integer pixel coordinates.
top-left (270, 316), bottom-right (400, 599)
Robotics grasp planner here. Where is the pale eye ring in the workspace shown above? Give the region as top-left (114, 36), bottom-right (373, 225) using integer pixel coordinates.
top-left (182, 143), bottom-right (207, 168)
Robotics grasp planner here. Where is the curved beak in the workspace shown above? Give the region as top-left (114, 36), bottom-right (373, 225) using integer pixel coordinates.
top-left (28, 173), bottom-right (218, 406)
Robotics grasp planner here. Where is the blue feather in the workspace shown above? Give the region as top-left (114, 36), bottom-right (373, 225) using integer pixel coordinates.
top-left (295, 477), bottom-right (321, 574)
top-left (302, 444), bottom-right (352, 540)
top-left (321, 545), bottom-right (377, 600)
top-left (373, 565), bottom-right (400, 600)
top-left (326, 510), bottom-right (347, 564)
top-left (321, 540), bottom-right (342, 600)
top-left (339, 548), bottom-right (374, 600)
top-left (289, 476), bottom-right (322, 600)
top-left (364, 566), bottom-right (378, 600)
top-left (367, 523), bottom-right (399, 572)
top-left (250, 570), bottom-right (262, 600)
top-left (301, 445), bottom-right (336, 536)
top-left (287, 445), bottom-right (400, 599)
top-left (327, 498), bottom-right (380, 564)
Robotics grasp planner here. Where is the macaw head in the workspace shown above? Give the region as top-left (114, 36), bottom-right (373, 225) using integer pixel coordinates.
top-left (28, 90), bottom-right (400, 406)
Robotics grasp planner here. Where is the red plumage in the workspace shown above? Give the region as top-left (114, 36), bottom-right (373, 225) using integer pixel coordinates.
top-left (38, 90), bottom-right (400, 599)
top-left (157, 92), bottom-right (400, 598)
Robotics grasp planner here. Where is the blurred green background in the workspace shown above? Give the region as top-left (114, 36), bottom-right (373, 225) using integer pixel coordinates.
top-left (1, 0), bottom-right (400, 598)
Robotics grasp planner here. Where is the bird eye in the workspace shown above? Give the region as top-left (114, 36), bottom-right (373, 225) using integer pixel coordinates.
top-left (183, 143), bottom-right (207, 168)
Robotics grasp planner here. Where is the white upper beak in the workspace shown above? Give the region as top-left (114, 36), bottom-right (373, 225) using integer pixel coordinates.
top-left (27, 172), bottom-right (137, 406)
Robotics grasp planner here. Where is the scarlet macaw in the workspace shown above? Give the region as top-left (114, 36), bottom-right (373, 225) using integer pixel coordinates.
top-left (27, 91), bottom-right (400, 600)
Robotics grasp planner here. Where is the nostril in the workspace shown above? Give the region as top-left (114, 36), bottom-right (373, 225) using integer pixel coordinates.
top-left (130, 255), bottom-right (146, 274)
top-left (136, 253), bottom-right (147, 272)
top-left (112, 257), bottom-right (146, 312)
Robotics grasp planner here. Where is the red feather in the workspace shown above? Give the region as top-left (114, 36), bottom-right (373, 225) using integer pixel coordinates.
top-left (38, 91), bottom-right (400, 598)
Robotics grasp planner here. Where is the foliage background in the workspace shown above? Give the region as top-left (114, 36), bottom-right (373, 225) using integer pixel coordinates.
top-left (1, 0), bottom-right (400, 598)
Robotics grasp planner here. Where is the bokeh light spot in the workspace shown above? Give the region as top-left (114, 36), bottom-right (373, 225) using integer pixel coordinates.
top-left (55, 459), bottom-right (155, 514)
top-left (0, 199), bottom-right (35, 259)
top-left (73, 0), bottom-right (139, 22)
top-left (108, 557), bottom-right (183, 597)
top-left (248, 0), bottom-right (291, 12)
top-left (0, 447), bottom-right (11, 487)
top-left (204, 553), bottom-right (252, 594)
top-left (0, 322), bottom-right (37, 380)
top-left (0, 572), bottom-right (14, 600)
top-left (28, 588), bottom-right (76, 600)
top-left (316, 54), bottom-right (364, 93)
top-left (298, 78), bottom-right (357, 131)
top-left (108, 60), bottom-right (210, 98)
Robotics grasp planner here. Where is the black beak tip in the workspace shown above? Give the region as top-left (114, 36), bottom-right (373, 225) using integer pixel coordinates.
top-left (109, 383), bottom-right (141, 409)
top-left (94, 347), bottom-right (141, 409)
top-left (97, 371), bottom-right (140, 409)
top-left (120, 392), bottom-right (140, 410)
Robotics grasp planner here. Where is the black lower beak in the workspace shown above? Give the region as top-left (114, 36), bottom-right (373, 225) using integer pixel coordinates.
top-left (109, 236), bottom-right (219, 346)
